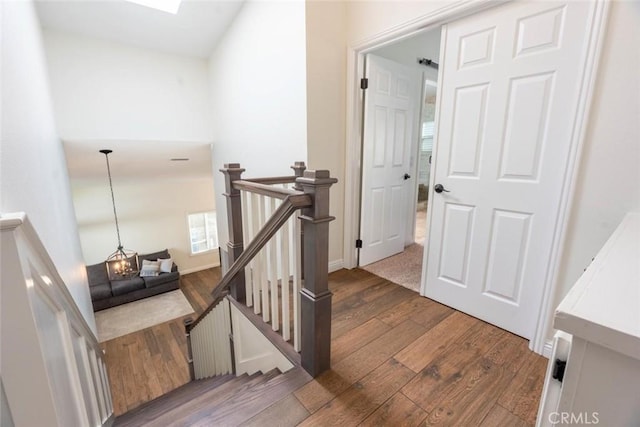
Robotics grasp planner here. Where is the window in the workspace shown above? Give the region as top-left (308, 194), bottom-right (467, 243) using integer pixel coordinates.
top-left (188, 211), bottom-right (218, 255)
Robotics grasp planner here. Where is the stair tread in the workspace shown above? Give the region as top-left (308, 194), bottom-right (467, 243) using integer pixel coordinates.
top-left (114, 373), bottom-right (237, 425)
top-left (115, 367), bottom-right (311, 426)
top-left (114, 373), bottom-right (251, 426)
top-left (114, 367), bottom-right (301, 427)
top-left (166, 367), bottom-right (311, 426)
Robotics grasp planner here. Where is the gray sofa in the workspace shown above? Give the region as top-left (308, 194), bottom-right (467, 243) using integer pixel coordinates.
top-left (87, 249), bottom-right (180, 311)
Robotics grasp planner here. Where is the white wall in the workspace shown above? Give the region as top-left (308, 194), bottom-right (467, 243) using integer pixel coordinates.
top-left (72, 177), bottom-right (218, 273)
top-left (552, 1), bottom-right (640, 317)
top-left (42, 29), bottom-right (213, 142)
top-left (306, 0), bottom-right (347, 269)
top-left (0, 1), bottom-right (95, 331)
top-left (208, 0), bottom-right (307, 261)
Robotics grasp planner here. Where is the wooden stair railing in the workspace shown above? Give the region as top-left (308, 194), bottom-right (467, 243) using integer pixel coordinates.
top-left (186, 162), bottom-right (337, 378)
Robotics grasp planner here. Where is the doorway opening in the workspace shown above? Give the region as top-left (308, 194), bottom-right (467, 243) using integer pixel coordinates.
top-left (358, 28), bottom-right (441, 294)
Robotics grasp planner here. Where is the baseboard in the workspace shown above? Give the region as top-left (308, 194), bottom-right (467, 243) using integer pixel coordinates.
top-left (328, 259), bottom-right (344, 273)
top-left (180, 263), bottom-right (220, 275)
top-left (542, 339), bottom-right (553, 359)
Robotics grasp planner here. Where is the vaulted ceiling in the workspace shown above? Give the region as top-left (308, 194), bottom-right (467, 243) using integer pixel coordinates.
top-left (35, 0), bottom-right (245, 58)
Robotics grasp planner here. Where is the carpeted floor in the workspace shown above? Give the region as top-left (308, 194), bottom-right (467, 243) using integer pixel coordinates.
top-left (362, 206), bottom-right (427, 292)
top-left (362, 243), bottom-right (424, 292)
top-left (95, 289), bottom-right (195, 342)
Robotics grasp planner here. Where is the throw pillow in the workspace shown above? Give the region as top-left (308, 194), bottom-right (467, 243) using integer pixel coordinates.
top-left (142, 259), bottom-right (160, 267)
top-left (158, 258), bottom-right (173, 273)
top-left (140, 260), bottom-right (160, 277)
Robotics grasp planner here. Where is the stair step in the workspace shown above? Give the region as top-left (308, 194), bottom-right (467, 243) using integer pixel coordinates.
top-left (167, 367), bottom-right (312, 426)
top-left (114, 367), bottom-right (311, 426)
top-left (114, 368), bottom-right (303, 427)
top-left (114, 374), bottom-right (236, 426)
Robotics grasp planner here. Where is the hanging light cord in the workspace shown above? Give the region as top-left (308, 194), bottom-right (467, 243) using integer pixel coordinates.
top-left (101, 150), bottom-right (123, 250)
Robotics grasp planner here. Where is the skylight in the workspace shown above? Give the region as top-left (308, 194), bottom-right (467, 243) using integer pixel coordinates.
top-left (125, 0), bottom-right (182, 14)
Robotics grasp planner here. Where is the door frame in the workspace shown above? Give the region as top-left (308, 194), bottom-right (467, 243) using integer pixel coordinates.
top-left (408, 78), bottom-right (438, 247)
top-left (343, 0), bottom-right (610, 355)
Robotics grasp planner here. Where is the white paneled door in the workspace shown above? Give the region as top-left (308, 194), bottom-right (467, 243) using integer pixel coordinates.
top-left (424, 1), bottom-right (596, 338)
top-left (360, 54), bottom-right (420, 266)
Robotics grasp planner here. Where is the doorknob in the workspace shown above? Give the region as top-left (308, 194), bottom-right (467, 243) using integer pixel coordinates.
top-left (434, 184), bottom-right (450, 193)
top-left (403, 173), bottom-right (411, 180)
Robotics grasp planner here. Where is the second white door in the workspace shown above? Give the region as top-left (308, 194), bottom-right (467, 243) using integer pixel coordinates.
top-left (360, 55), bottom-right (420, 266)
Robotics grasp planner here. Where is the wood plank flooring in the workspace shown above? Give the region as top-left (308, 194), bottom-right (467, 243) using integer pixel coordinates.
top-left (101, 268), bottom-right (220, 415)
top-left (105, 266), bottom-right (547, 425)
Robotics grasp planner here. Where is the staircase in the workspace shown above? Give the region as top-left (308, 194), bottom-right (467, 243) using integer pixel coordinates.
top-left (186, 162), bottom-right (337, 382)
top-left (113, 367), bottom-right (311, 426)
top-left (112, 162), bottom-right (336, 424)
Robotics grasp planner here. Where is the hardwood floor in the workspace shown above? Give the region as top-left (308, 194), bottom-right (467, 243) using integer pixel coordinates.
top-left (105, 266), bottom-right (547, 425)
top-left (101, 268), bottom-right (221, 415)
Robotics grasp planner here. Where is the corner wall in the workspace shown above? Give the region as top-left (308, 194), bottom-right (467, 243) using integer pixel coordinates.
top-left (207, 0), bottom-right (307, 264)
top-left (0, 1), bottom-right (95, 331)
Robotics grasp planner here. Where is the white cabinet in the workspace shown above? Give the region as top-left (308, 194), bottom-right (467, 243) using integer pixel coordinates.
top-left (536, 213), bottom-right (640, 427)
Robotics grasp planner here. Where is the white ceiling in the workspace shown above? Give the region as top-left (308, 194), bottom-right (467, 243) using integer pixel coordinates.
top-left (35, 0), bottom-right (245, 58)
top-left (64, 140), bottom-right (214, 182)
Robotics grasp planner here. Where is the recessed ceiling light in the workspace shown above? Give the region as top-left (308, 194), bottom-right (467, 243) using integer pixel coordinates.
top-left (125, 0), bottom-right (182, 14)
top-left (170, 158), bottom-right (190, 161)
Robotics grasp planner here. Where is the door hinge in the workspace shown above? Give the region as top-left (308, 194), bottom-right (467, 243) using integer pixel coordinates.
top-left (552, 359), bottom-right (566, 383)
top-left (360, 78), bottom-right (368, 90)
top-left (356, 239), bottom-right (363, 249)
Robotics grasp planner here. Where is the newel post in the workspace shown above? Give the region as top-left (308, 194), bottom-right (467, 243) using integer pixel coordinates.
top-left (297, 169), bottom-right (337, 377)
top-left (220, 163), bottom-right (246, 303)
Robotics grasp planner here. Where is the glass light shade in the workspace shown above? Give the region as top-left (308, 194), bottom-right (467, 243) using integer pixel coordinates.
top-left (106, 247), bottom-right (139, 280)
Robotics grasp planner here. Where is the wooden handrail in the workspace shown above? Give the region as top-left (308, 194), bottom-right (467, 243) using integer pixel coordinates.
top-left (242, 176), bottom-right (297, 185)
top-left (186, 193), bottom-right (311, 332)
top-left (232, 180), bottom-right (302, 200)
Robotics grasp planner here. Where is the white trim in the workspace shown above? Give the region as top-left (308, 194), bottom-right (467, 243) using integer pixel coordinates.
top-left (542, 339), bottom-right (554, 359)
top-left (342, 0), bottom-right (611, 355)
top-left (180, 262), bottom-right (220, 275)
top-left (420, 27), bottom-right (448, 299)
top-left (328, 259), bottom-right (344, 273)
top-left (531, 0), bottom-right (611, 354)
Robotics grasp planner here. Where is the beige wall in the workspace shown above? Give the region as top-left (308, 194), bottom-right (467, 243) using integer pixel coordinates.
top-left (346, 1), bottom-right (449, 45)
top-left (306, 0), bottom-right (640, 344)
top-left (306, 0), bottom-right (347, 269)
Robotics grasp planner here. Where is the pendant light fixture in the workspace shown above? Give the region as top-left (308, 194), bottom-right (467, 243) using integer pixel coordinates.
top-left (100, 149), bottom-right (139, 279)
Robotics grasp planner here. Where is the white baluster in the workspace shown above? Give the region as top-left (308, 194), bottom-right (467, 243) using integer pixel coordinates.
top-left (240, 190), bottom-right (253, 307)
top-left (258, 194), bottom-right (270, 322)
top-left (280, 204), bottom-right (291, 342)
top-left (250, 193), bottom-right (262, 314)
top-left (268, 197), bottom-right (280, 331)
top-left (291, 213), bottom-right (302, 351)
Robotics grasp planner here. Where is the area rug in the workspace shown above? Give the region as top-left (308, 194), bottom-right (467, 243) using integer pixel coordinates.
top-left (362, 243), bottom-right (424, 292)
top-left (95, 290), bottom-right (195, 342)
